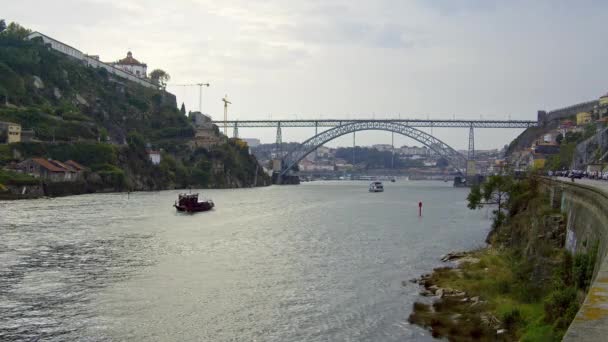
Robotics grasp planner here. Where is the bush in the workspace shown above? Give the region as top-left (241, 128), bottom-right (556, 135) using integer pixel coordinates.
top-left (0, 169), bottom-right (39, 185)
top-left (543, 286), bottom-right (578, 328)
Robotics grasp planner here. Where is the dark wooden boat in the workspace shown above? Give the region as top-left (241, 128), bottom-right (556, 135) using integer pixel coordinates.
top-left (174, 193), bottom-right (214, 213)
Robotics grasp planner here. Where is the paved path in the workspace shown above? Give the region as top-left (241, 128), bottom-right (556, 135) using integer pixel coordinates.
top-left (556, 177), bottom-right (608, 192)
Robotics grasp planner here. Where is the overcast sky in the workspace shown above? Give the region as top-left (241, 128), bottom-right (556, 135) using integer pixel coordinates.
top-left (4, 0), bottom-right (608, 149)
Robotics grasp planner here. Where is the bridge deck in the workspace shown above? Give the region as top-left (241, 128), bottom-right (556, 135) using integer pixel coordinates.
top-left (214, 119), bottom-right (538, 128)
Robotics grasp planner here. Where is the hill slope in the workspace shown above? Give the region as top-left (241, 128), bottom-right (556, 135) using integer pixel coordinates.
top-left (0, 23), bottom-right (270, 195)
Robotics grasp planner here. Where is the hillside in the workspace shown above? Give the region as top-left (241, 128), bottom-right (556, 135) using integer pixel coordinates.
top-left (0, 22), bottom-right (270, 196)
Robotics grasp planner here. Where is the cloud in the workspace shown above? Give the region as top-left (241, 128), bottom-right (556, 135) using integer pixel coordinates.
top-left (3, 0), bottom-right (608, 149)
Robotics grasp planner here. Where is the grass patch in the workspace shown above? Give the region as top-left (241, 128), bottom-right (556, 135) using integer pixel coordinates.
top-left (409, 246), bottom-right (592, 341)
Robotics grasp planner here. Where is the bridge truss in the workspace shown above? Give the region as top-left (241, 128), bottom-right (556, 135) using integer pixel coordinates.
top-left (214, 119), bottom-right (538, 129)
top-left (279, 121), bottom-right (468, 178)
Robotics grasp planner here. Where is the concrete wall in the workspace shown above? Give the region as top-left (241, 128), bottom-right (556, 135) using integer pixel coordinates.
top-left (544, 179), bottom-right (608, 341)
top-left (543, 100), bottom-right (598, 126)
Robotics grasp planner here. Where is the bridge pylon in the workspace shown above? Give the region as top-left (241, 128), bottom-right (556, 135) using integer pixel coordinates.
top-left (275, 122), bottom-right (282, 157)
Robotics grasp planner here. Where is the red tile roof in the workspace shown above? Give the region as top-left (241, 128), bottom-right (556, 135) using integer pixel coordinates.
top-left (116, 51), bottom-right (146, 66)
top-left (49, 160), bottom-right (76, 173)
top-left (31, 158), bottom-right (66, 172)
top-left (65, 160), bottom-right (86, 171)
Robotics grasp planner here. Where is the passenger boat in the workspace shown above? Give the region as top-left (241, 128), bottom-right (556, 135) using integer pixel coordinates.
top-left (174, 193), bottom-right (214, 212)
top-left (369, 181), bottom-right (384, 192)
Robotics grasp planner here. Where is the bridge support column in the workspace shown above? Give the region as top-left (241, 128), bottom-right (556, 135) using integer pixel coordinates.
top-left (353, 131), bottom-right (356, 165)
top-left (466, 125), bottom-right (476, 180)
top-left (233, 122), bottom-right (239, 139)
top-left (276, 122), bottom-right (282, 157)
top-left (391, 132), bottom-right (395, 169)
top-left (468, 125), bottom-right (475, 161)
top-left (314, 121), bottom-right (318, 160)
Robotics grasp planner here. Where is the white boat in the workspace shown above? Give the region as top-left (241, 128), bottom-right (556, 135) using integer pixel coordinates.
top-left (369, 181), bottom-right (384, 192)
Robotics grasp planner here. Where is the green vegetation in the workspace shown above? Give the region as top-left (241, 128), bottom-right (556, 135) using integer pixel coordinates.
top-left (0, 20), bottom-right (270, 195)
top-left (0, 168), bottom-right (38, 186)
top-left (410, 175), bottom-right (596, 341)
top-left (0, 22), bottom-right (191, 142)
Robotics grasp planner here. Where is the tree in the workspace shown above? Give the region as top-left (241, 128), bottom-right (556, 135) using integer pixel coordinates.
top-left (0, 20), bottom-right (6, 33)
top-left (556, 133), bottom-right (563, 145)
top-left (180, 102), bottom-right (186, 115)
top-left (467, 175), bottom-right (514, 227)
top-left (1, 22), bottom-right (31, 39)
top-left (150, 69), bottom-right (170, 88)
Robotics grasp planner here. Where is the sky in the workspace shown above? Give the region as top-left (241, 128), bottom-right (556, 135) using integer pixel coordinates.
top-left (4, 0), bottom-right (608, 149)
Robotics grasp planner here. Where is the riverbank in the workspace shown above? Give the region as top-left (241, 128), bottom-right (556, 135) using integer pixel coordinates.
top-left (0, 180), bottom-right (271, 200)
top-left (408, 176), bottom-right (597, 341)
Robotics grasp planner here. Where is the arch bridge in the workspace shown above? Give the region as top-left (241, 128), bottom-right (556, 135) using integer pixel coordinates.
top-left (277, 121), bottom-right (468, 180)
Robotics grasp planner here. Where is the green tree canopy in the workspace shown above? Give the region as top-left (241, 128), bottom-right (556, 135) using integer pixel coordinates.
top-left (1, 22), bottom-right (31, 39)
top-left (150, 69), bottom-right (170, 88)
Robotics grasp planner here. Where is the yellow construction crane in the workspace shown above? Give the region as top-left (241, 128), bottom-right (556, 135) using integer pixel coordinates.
top-left (221, 95), bottom-right (231, 136)
top-left (171, 82), bottom-right (210, 112)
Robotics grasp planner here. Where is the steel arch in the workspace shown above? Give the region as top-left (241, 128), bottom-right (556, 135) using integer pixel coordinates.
top-left (279, 121), bottom-right (467, 177)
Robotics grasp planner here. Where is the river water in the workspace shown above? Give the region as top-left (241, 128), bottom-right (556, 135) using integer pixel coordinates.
top-left (0, 181), bottom-right (490, 341)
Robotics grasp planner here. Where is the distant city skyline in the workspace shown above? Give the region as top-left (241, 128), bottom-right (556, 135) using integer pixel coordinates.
top-left (4, 0), bottom-right (608, 149)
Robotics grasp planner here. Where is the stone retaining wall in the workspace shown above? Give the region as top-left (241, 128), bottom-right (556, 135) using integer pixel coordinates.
top-left (544, 179), bottom-right (608, 341)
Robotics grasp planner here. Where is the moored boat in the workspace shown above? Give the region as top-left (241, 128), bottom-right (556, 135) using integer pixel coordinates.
top-left (369, 181), bottom-right (384, 192)
top-left (174, 193), bottom-right (214, 212)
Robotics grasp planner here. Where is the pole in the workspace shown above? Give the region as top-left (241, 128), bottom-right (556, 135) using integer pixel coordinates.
top-left (198, 85), bottom-right (202, 112)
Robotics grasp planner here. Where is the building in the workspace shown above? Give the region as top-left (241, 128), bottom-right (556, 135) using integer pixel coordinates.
top-left (65, 160), bottom-right (87, 178)
top-left (298, 159), bottom-right (334, 172)
top-left (16, 158), bottom-right (78, 182)
top-left (316, 146), bottom-right (331, 158)
top-left (600, 93), bottom-right (608, 107)
top-left (576, 112), bottom-right (592, 126)
top-left (147, 150), bottom-right (161, 165)
top-left (372, 144), bottom-right (393, 152)
top-left (111, 51), bottom-right (147, 78)
top-left (0, 121), bottom-right (21, 144)
top-left (400, 145), bottom-right (431, 156)
top-left (190, 112), bottom-right (214, 128)
top-left (27, 32), bottom-right (158, 89)
top-left (192, 127), bottom-right (223, 149)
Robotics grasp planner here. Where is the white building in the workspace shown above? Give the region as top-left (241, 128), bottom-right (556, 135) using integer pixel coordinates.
top-left (147, 150), bottom-right (161, 165)
top-left (27, 32), bottom-right (157, 89)
top-left (400, 145), bottom-right (431, 156)
top-left (111, 51), bottom-right (147, 78)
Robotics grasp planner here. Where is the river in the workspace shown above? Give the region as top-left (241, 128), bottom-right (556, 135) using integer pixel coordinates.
top-left (0, 180), bottom-right (490, 341)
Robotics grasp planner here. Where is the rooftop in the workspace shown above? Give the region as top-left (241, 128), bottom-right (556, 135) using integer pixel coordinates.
top-left (115, 51), bottom-right (147, 66)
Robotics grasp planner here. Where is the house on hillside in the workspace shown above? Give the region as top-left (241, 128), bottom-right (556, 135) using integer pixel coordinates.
top-left (0, 121), bottom-right (21, 144)
top-left (576, 112), bottom-right (593, 125)
top-left (16, 158), bottom-right (78, 182)
top-left (65, 160), bottom-right (87, 178)
top-left (27, 32), bottom-right (157, 89)
top-left (192, 127), bottom-right (224, 149)
top-left (111, 51), bottom-right (148, 78)
top-left (147, 150), bottom-right (161, 165)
